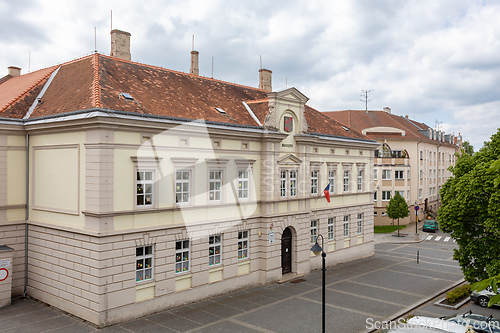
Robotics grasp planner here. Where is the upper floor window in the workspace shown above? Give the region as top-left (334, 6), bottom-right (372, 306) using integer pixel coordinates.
top-left (137, 171), bottom-right (154, 207)
top-left (357, 170), bottom-right (363, 191)
top-left (382, 170), bottom-right (391, 180)
top-left (395, 170), bottom-right (404, 180)
top-left (343, 170), bottom-right (350, 192)
top-left (392, 150), bottom-right (403, 158)
top-left (374, 191), bottom-right (377, 201)
top-left (209, 170), bottom-right (222, 201)
top-left (328, 170), bottom-right (335, 193)
top-left (290, 170), bottom-right (297, 197)
top-left (175, 170), bottom-right (190, 203)
top-left (238, 170), bottom-right (249, 199)
top-left (284, 116), bottom-right (293, 132)
top-left (311, 170), bottom-right (319, 195)
top-left (374, 169), bottom-right (378, 180)
top-left (382, 191), bottom-right (392, 201)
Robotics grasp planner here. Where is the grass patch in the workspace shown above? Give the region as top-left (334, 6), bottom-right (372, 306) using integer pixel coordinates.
top-left (374, 225), bottom-right (407, 233)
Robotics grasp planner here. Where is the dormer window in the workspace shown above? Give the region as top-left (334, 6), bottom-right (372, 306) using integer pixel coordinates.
top-left (284, 116), bottom-right (293, 132)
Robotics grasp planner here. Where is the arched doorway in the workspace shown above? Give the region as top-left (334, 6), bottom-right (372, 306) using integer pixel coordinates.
top-left (281, 227), bottom-right (292, 275)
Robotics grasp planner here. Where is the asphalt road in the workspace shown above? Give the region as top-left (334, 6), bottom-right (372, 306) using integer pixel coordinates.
top-left (0, 230), bottom-right (470, 333)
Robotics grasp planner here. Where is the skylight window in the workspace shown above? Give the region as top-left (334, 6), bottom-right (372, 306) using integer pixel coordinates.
top-left (342, 126), bottom-right (349, 131)
top-left (215, 107), bottom-right (226, 114)
top-left (120, 92), bottom-right (134, 101)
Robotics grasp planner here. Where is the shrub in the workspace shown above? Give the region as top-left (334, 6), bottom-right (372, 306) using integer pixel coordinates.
top-left (446, 284), bottom-right (471, 304)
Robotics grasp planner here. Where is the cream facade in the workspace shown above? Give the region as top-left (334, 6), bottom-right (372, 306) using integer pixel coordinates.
top-left (0, 88), bottom-right (377, 326)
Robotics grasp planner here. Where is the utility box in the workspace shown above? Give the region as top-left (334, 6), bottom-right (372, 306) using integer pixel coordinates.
top-left (0, 245), bottom-right (14, 308)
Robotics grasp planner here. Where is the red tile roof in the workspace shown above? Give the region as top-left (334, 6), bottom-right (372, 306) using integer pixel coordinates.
top-left (323, 110), bottom-right (456, 146)
top-left (0, 53), bottom-right (372, 141)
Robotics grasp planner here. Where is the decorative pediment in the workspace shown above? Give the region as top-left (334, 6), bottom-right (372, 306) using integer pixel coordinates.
top-left (277, 153), bottom-right (303, 166)
top-left (274, 87), bottom-right (309, 103)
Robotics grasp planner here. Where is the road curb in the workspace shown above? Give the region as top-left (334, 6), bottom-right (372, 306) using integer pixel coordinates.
top-left (361, 278), bottom-right (466, 333)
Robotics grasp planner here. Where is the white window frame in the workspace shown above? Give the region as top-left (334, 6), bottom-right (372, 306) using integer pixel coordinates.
top-left (382, 170), bottom-right (391, 180)
top-left (136, 245), bottom-right (153, 282)
top-left (209, 235), bottom-right (222, 266)
top-left (280, 170), bottom-right (287, 198)
top-left (290, 170), bottom-right (297, 197)
top-left (374, 169), bottom-right (378, 180)
top-left (175, 240), bottom-right (190, 274)
top-left (238, 230), bottom-right (249, 260)
top-left (311, 220), bottom-right (318, 243)
top-left (209, 169), bottom-right (223, 201)
top-left (343, 170), bottom-right (350, 192)
top-left (175, 169), bottom-right (191, 203)
top-left (328, 217), bottom-right (335, 240)
top-left (343, 215), bottom-right (349, 237)
top-left (395, 170), bottom-right (404, 180)
top-left (328, 170), bottom-right (335, 194)
top-left (311, 170), bottom-right (319, 195)
top-left (238, 169), bottom-right (249, 199)
top-left (357, 213), bottom-right (363, 234)
top-left (357, 170), bottom-right (363, 191)
top-left (136, 170), bottom-right (154, 208)
top-left (382, 191), bottom-right (392, 201)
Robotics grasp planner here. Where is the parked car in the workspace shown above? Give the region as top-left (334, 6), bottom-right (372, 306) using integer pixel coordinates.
top-left (471, 287), bottom-right (500, 308)
top-left (443, 311), bottom-right (500, 333)
top-left (423, 220), bottom-right (439, 232)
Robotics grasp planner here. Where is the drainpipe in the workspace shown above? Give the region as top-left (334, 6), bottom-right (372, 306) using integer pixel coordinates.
top-left (23, 133), bottom-right (29, 298)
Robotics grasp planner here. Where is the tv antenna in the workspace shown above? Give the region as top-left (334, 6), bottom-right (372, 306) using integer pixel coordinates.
top-left (361, 90), bottom-right (372, 112)
top-left (435, 119), bottom-right (442, 131)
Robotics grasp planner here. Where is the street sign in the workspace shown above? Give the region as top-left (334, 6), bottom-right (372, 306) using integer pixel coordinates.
top-left (414, 206), bottom-right (420, 211)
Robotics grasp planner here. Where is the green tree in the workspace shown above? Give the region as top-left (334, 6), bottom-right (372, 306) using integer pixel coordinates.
top-left (472, 275), bottom-right (500, 307)
top-left (439, 128), bottom-right (500, 282)
top-left (386, 192), bottom-right (410, 237)
top-left (462, 140), bottom-right (474, 156)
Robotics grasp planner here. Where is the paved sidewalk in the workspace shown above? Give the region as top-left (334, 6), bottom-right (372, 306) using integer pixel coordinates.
top-left (0, 233), bottom-right (462, 333)
top-left (373, 220), bottom-right (427, 244)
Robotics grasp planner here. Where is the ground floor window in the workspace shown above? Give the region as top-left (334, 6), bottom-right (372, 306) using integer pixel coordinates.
top-left (136, 245), bottom-right (153, 282)
top-left (357, 213), bottom-right (363, 233)
top-left (343, 215), bottom-right (349, 237)
top-left (176, 240), bottom-right (190, 273)
top-left (209, 235), bottom-right (222, 266)
top-left (238, 230), bottom-right (248, 259)
top-left (311, 220), bottom-right (318, 243)
top-left (328, 217), bottom-right (335, 240)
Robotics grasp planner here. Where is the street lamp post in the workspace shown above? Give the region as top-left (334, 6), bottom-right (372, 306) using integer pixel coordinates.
top-left (310, 234), bottom-right (326, 333)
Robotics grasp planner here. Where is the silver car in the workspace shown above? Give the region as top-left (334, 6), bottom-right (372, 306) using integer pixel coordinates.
top-left (471, 287), bottom-right (499, 308)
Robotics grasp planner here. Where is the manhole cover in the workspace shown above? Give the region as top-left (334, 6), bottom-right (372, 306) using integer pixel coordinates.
top-left (290, 279), bottom-right (306, 284)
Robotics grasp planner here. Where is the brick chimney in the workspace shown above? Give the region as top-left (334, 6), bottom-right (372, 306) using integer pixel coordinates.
top-left (190, 50), bottom-right (199, 75)
top-left (110, 29), bottom-right (131, 61)
top-left (259, 68), bottom-right (272, 91)
top-left (383, 107), bottom-right (391, 113)
top-left (8, 66), bottom-right (21, 77)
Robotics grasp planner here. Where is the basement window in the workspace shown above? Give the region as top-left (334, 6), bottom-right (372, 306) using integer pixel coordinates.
top-left (120, 92), bottom-right (134, 101)
top-left (215, 107), bottom-right (226, 114)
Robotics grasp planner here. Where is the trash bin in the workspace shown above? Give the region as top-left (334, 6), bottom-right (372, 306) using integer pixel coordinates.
top-left (0, 245), bottom-right (14, 308)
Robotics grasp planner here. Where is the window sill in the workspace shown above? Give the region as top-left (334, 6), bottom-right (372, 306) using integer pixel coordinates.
top-left (136, 280), bottom-right (155, 289)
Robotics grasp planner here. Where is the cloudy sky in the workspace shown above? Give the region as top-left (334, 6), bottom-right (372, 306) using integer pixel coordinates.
top-left (2, 0), bottom-right (499, 149)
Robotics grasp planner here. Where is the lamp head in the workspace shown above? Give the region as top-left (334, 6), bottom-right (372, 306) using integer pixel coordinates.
top-left (310, 242), bottom-right (323, 256)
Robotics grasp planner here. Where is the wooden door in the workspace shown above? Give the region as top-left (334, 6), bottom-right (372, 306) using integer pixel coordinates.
top-left (281, 227), bottom-right (292, 274)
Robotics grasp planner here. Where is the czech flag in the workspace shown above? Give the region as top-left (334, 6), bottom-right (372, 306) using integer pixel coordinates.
top-left (323, 183), bottom-right (331, 203)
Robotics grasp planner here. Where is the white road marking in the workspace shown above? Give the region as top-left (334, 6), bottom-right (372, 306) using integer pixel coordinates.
top-left (444, 237), bottom-right (450, 242)
top-left (434, 236), bottom-right (442, 241)
top-left (426, 235), bottom-right (433, 240)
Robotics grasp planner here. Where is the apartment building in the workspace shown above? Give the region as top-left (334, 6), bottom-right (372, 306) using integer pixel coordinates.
top-left (324, 108), bottom-right (459, 225)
